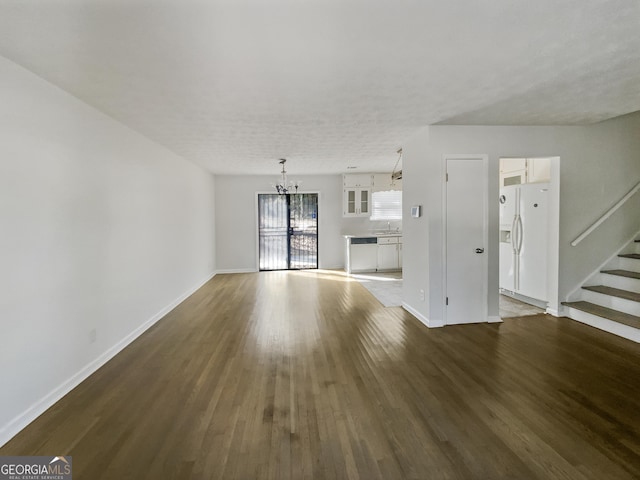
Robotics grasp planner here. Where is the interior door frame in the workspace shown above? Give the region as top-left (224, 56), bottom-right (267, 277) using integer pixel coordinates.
top-left (254, 191), bottom-right (320, 272)
top-left (497, 156), bottom-right (561, 316)
top-left (442, 154), bottom-right (489, 325)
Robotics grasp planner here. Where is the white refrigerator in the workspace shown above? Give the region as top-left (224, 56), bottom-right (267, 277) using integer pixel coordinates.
top-left (499, 183), bottom-right (549, 301)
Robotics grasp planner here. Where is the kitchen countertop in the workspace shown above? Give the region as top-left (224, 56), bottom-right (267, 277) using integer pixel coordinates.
top-left (344, 233), bottom-right (402, 238)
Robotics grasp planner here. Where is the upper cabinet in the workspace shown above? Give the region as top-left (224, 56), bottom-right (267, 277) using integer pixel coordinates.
top-left (499, 158), bottom-right (527, 186)
top-left (344, 188), bottom-right (370, 217)
top-left (343, 173), bottom-right (373, 188)
top-left (343, 173), bottom-right (403, 217)
top-left (527, 157), bottom-right (551, 184)
top-left (343, 174), bottom-right (372, 217)
top-left (500, 158), bottom-right (527, 174)
top-left (500, 158), bottom-right (551, 187)
top-left (372, 173), bottom-right (402, 192)
top-left (342, 173), bottom-right (373, 217)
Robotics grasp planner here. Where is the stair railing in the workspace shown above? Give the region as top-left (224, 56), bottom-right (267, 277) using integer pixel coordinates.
top-left (571, 180), bottom-right (640, 247)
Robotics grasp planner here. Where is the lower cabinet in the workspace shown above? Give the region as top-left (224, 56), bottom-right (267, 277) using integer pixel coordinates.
top-left (376, 236), bottom-right (401, 271)
top-left (377, 244), bottom-right (399, 270)
top-left (346, 236), bottom-right (402, 273)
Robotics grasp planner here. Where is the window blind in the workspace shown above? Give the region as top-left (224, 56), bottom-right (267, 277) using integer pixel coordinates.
top-left (370, 190), bottom-right (402, 220)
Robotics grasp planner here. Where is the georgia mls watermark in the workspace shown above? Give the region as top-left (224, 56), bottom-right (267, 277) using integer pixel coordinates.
top-left (0, 456), bottom-right (72, 480)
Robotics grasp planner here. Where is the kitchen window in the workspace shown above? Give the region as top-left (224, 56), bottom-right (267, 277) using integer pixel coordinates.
top-left (370, 190), bottom-right (402, 221)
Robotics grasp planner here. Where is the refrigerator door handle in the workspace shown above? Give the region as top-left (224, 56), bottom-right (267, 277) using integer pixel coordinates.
top-left (516, 215), bottom-right (524, 254)
top-left (511, 215), bottom-right (518, 254)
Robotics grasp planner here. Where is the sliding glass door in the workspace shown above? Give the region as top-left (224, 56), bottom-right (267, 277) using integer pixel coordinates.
top-left (289, 193), bottom-right (318, 269)
top-left (258, 193), bottom-right (318, 271)
top-left (258, 194), bottom-right (289, 270)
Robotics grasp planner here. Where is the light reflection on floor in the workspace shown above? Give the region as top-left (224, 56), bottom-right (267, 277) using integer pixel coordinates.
top-left (249, 270), bottom-right (408, 356)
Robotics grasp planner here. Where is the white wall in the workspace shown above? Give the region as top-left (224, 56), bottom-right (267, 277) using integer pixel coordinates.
top-left (403, 112), bottom-right (640, 325)
top-left (0, 57), bottom-right (216, 445)
top-left (214, 175), bottom-right (400, 272)
top-left (215, 175), bottom-right (339, 271)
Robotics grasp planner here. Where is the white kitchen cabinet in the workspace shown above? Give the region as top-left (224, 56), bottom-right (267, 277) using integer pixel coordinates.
top-left (376, 236), bottom-right (401, 271)
top-left (500, 158), bottom-right (526, 187)
top-left (343, 174), bottom-right (373, 217)
top-left (343, 173), bottom-right (373, 188)
top-left (527, 157), bottom-right (551, 184)
top-left (500, 158), bottom-right (527, 173)
top-left (343, 188), bottom-right (371, 217)
top-left (500, 158), bottom-right (551, 187)
top-left (372, 173), bottom-right (402, 192)
top-left (345, 236), bottom-right (403, 273)
top-left (377, 244), bottom-right (399, 270)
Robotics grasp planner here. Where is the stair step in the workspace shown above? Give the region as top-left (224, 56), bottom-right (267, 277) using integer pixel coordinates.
top-left (601, 269), bottom-right (640, 280)
top-left (562, 301), bottom-right (640, 329)
top-left (582, 285), bottom-right (640, 303)
top-left (619, 253), bottom-right (640, 260)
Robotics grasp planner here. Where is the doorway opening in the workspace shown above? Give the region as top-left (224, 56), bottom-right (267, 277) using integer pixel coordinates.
top-left (498, 157), bottom-right (560, 318)
top-left (258, 193), bottom-right (318, 271)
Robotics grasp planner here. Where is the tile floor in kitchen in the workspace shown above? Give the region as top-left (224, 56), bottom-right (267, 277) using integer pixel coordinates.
top-left (351, 271), bottom-right (545, 319)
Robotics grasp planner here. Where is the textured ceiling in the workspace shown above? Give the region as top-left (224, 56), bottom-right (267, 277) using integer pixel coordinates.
top-left (0, 0), bottom-right (639, 175)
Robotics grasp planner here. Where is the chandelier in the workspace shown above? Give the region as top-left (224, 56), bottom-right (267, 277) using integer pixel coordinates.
top-left (274, 158), bottom-right (300, 194)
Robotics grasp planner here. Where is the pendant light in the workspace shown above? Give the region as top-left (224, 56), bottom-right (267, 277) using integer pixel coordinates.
top-left (273, 158), bottom-right (300, 194)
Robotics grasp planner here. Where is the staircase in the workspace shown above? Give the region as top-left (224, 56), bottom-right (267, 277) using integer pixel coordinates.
top-left (563, 238), bottom-right (640, 343)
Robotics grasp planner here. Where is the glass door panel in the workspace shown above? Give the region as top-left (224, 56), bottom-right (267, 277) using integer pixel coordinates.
top-left (360, 190), bottom-right (369, 214)
top-left (258, 193), bottom-right (318, 271)
top-left (289, 194), bottom-right (318, 269)
top-left (347, 190), bottom-right (356, 214)
top-left (258, 194), bottom-right (288, 270)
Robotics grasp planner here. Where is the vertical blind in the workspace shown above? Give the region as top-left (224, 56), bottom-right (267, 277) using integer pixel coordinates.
top-left (370, 190), bottom-right (402, 220)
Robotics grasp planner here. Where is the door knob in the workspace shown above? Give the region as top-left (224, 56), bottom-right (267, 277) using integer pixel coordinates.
top-left (475, 248), bottom-right (484, 254)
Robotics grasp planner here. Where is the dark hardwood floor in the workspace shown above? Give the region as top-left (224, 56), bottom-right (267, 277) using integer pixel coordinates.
top-left (2, 270), bottom-right (640, 479)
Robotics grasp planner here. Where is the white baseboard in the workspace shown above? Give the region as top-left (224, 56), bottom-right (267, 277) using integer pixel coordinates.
top-left (402, 302), bottom-right (444, 328)
top-left (546, 306), bottom-right (564, 317)
top-left (216, 268), bottom-right (258, 274)
top-left (318, 264), bottom-right (344, 271)
top-left (217, 267), bottom-right (346, 274)
top-left (0, 271), bottom-right (216, 449)
top-left (487, 316), bottom-right (503, 323)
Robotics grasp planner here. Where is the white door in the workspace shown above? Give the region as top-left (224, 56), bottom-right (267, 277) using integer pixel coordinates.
top-left (445, 156), bottom-right (488, 325)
